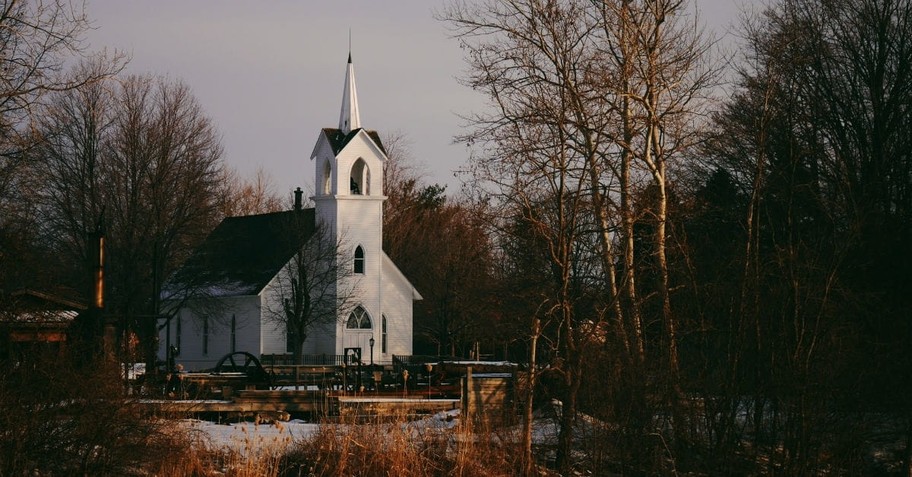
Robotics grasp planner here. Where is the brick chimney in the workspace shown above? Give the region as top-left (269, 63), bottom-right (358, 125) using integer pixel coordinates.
top-left (294, 187), bottom-right (303, 211)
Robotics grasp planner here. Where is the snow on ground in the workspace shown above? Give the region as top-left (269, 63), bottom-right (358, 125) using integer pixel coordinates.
top-left (179, 405), bottom-right (576, 470)
top-left (185, 409), bottom-right (464, 451)
top-left (183, 419), bottom-right (319, 451)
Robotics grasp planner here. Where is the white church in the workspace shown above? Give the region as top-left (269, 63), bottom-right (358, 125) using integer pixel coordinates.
top-left (160, 55), bottom-right (422, 371)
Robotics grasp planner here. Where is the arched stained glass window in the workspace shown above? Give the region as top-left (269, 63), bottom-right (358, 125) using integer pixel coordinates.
top-left (346, 306), bottom-right (372, 329)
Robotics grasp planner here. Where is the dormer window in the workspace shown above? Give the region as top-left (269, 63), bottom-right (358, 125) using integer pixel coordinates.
top-left (354, 246), bottom-right (365, 274)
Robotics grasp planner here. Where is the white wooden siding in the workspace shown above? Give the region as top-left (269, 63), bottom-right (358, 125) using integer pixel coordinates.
top-left (158, 295), bottom-right (262, 371)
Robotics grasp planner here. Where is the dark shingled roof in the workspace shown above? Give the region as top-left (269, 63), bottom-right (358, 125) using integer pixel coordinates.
top-left (167, 209), bottom-right (316, 297)
top-left (321, 128), bottom-right (386, 155)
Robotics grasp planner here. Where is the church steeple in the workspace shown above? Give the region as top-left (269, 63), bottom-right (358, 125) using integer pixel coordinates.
top-left (338, 53), bottom-right (361, 134)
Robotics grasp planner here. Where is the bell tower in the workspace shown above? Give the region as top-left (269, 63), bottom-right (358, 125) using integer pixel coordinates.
top-left (309, 53), bottom-right (387, 355)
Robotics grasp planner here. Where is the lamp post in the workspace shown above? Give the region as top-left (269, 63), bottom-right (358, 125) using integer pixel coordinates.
top-left (369, 337), bottom-right (375, 366)
top-left (425, 363), bottom-right (433, 399)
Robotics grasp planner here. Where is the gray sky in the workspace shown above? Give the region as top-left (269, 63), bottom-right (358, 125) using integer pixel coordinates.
top-left (85, 0), bottom-right (744, 200)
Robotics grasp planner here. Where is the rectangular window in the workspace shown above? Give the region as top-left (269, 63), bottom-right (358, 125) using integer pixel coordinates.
top-left (382, 316), bottom-right (388, 354)
top-left (230, 314), bottom-right (237, 353)
top-left (203, 317), bottom-right (209, 356)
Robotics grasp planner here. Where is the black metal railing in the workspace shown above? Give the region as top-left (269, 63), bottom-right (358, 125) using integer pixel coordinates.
top-left (261, 353), bottom-right (348, 366)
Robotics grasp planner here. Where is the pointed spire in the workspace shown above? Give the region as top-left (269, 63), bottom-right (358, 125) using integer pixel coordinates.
top-left (338, 52), bottom-right (360, 134)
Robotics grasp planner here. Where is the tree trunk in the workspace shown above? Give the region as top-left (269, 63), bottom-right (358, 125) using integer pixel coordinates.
top-left (654, 165), bottom-right (679, 380)
top-left (621, 93), bottom-right (645, 364)
top-left (554, 303), bottom-right (582, 474)
top-left (522, 318), bottom-right (540, 477)
top-left (292, 339), bottom-right (303, 365)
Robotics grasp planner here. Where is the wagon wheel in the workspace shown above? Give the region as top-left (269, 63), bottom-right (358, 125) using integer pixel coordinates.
top-left (213, 351), bottom-right (276, 389)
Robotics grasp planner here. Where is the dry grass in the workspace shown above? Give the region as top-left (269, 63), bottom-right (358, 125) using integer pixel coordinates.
top-left (152, 420), bottom-right (293, 477)
top-left (221, 421), bottom-right (292, 477)
top-left (283, 411), bottom-right (522, 477)
top-left (0, 356), bottom-right (203, 476)
top-left (152, 411), bottom-right (524, 477)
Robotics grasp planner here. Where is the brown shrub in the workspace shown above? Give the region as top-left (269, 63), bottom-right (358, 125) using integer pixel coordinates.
top-left (0, 351), bottom-right (203, 476)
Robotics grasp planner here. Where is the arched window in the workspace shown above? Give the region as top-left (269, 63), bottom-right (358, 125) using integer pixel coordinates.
top-left (346, 306), bottom-right (372, 329)
top-left (322, 160), bottom-right (332, 195)
top-left (354, 246), bottom-right (365, 274)
top-left (350, 158), bottom-right (369, 195)
top-left (382, 315), bottom-right (388, 354)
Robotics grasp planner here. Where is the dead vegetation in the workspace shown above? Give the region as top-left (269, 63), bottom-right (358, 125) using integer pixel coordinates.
top-left (0, 353), bottom-right (200, 476)
top-left (282, 412), bottom-right (520, 477)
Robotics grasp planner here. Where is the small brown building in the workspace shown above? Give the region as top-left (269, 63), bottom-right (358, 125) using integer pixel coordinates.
top-left (0, 289), bottom-right (86, 362)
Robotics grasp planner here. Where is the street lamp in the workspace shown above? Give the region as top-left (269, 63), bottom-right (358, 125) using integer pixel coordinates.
top-left (425, 363), bottom-right (433, 399)
top-left (369, 337), bottom-right (375, 366)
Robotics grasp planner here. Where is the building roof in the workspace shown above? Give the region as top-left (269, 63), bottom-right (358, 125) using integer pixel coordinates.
top-left (321, 127), bottom-right (386, 156)
top-left (0, 289), bottom-right (86, 323)
top-left (165, 209), bottom-right (316, 298)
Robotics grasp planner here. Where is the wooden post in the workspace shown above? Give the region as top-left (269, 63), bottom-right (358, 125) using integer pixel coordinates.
top-left (463, 366), bottom-right (474, 420)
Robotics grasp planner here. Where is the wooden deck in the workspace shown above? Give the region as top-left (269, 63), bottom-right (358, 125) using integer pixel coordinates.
top-left (141, 361), bottom-right (515, 421)
top-left (141, 391), bottom-right (460, 418)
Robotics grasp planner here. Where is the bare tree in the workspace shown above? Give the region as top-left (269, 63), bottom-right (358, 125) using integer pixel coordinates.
top-left (0, 0), bottom-right (124, 300)
top-left (217, 166), bottom-right (286, 218)
top-left (30, 61), bottom-right (112, 287)
top-left (441, 3), bottom-right (601, 471)
top-left (0, 0), bottom-right (124, 161)
top-left (442, 0), bottom-right (716, 471)
top-left (263, 214), bottom-right (359, 365)
top-left (695, 0), bottom-right (912, 472)
top-left (30, 73), bottom-right (225, 369)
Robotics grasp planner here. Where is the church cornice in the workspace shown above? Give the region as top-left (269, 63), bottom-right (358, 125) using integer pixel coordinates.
top-left (312, 194), bottom-right (388, 202)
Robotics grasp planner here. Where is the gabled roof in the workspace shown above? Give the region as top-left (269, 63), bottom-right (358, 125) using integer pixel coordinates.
top-left (382, 252), bottom-right (423, 301)
top-left (166, 209), bottom-right (315, 298)
top-left (321, 128), bottom-right (387, 156)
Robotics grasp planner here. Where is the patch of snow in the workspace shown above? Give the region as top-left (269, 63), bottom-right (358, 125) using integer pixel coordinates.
top-left (442, 361), bottom-right (518, 367)
top-left (162, 281), bottom-right (257, 300)
top-left (123, 363), bottom-right (146, 380)
top-left (184, 418), bottom-right (318, 450)
top-left (406, 409), bottom-right (462, 431)
top-left (140, 399), bottom-right (233, 405)
top-left (274, 385), bottom-right (322, 391)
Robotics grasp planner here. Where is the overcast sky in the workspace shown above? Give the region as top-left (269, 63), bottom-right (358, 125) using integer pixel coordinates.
top-left (84, 0), bottom-right (744, 201)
